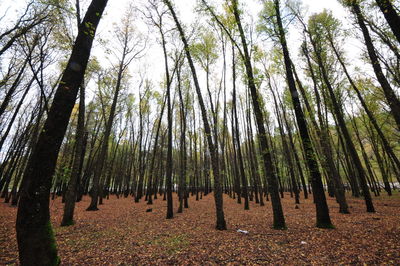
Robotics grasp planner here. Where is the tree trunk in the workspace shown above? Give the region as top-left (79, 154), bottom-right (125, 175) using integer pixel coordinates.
top-left (230, 0), bottom-right (285, 229)
top-left (61, 83), bottom-right (85, 226)
top-left (375, 0), bottom-right (400, 44)
top-left (232, 46), bottom-right (249, 210)
top-left (164, 0), bottom-right (226, 230)
top-left (16, 0), bottom-right (108, 264)
top-left (307, 23), bottom-right (375, 213)
top-left (351, 2), bottom-right (400, 131)
top-left (274, 0), bottom-right (332, 227)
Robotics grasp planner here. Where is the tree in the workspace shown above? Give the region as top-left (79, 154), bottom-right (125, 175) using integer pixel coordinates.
top-left (87, 5), bottom-right (143, 210)
top-left (163, 0), bottom-right (227, 230)
top-left (0, 1), bottom-right (48, 57)
top-left (231, 45), bottom-right (250, 210)
top-left (374, 0), bottom-right (400, 44)
top-left (61, 0), bottom-right (86, 226)
top-left (204, 0), bottom-right (286, 229)
top-left (319, 10), bottom-right (400, 184)
top-left (343, 0), bottom-right (400, 132)
top-left (305, 9), bottom-right (375, 213)
top-left (264, 0), bottom-right (333, 227)
top-left (16, 0), bottom-right (108, 264)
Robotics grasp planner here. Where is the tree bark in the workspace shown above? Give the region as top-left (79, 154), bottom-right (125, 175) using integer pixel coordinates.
top-left (375, 0), bottom-right (400, 44)
top-left (230, 0), bottom-right (285, 229)
top-left (16, 0), bottom-right (108, 264)
top-left (61, 84), bottom-right (85, 225)
top-left (164, 0), bottom-right (226, 230)
top-left (274, 0), bottom-right (332, 227)
top-left (351, 2), bottom-right (400, 131)
top-left (306, 22), bottom-right (375, 213)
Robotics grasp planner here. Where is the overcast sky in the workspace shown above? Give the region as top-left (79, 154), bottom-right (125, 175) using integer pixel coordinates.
top-left (94, 0), bottom-right (356, 91)
top-left (0, 0), bottom-right (365, 159)
top-left (1, 0), bottom-right (360, 98)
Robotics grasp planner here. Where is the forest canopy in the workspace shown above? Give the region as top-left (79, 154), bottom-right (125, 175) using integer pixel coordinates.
top-left (0, 0), bottom-right (399, 264)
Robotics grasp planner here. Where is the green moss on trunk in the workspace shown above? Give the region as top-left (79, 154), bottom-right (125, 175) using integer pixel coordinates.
top-left (44, 221), bottom-right (60, 266)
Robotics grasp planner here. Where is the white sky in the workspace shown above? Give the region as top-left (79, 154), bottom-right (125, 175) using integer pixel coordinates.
top-left (1, 0), bottom-right (355, 73)
top-left (96, 0), bottom-right (356, 95)
top-left (1, 0), bottom-right (361, 104)
top-left (0, 0), bottom-right (371, 160)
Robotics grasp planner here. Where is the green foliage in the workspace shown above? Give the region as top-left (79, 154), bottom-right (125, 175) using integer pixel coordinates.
top-left (339, 0), bottom-right (364, 8)
top-left (257, 0), bottom-right (278, 39)
top-left (85, 57), bottom-right (102, 81)
top-left (308, 10), bottom-right (342, 42)
top-left (269, 47), bottom-right (285, 76)
top-left (282, 87), bottom-right (294, 109)
top-left (190, 28), bottom-right (219, 71)
top-left (44, 220), bottom-right (60, 265)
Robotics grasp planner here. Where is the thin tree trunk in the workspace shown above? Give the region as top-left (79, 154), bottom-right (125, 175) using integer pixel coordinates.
top-left (374, 0), bottom-right (400, 44)
top-left (232, 46), bottom-right (249, 210)
top-left (164, 0), bottom-right (226, 230)
top-left (229, 0), bottom-right (285, 229)
top-left (61, 82), bottom-right (85, 225)
top-left (350, 2), bottom-right (400, 131)
top-left (274, 0), bottom-right (332, 227)
top-left (307, 27), bottom-right (375, 212)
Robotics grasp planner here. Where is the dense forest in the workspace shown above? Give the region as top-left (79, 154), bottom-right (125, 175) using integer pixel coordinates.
top-left (0, 0), bottom-right (399, 264)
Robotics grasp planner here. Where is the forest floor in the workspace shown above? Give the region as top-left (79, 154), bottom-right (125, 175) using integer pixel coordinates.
top-left (1, 191), bottom-right (400, 265)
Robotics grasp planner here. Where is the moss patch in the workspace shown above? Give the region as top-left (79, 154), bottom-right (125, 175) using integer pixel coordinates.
top-left (44, 220), bottom-right (60, 265)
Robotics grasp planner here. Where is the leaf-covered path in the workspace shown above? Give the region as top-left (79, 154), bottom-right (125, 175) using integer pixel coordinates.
top-left (1, 192), bottom-right (400, 265)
